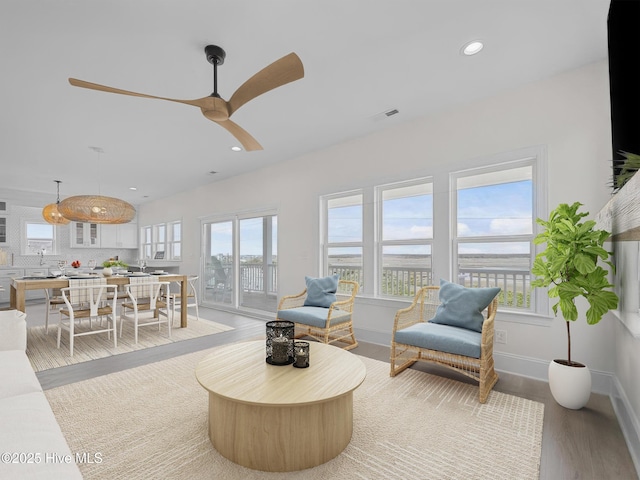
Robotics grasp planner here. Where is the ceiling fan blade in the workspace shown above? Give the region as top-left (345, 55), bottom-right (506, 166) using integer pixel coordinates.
top-left (227, 52), bottom-right (304, 116)
top-left (68, 78), bottom-right (207, 108)
top-left (214, 119), bottom-right (263, 151)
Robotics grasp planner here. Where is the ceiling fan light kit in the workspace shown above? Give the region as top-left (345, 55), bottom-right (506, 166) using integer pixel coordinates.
top-left (68, 45), bottom-right (304, 151)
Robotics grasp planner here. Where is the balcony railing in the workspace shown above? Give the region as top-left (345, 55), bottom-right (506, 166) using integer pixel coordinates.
top-left (203, 263), bottom-right (532, 310)
top-left (459, 267), bottom-right (531, 309)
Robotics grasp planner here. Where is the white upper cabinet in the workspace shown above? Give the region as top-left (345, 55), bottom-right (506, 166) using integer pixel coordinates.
top-left (70, 221), bottom-right (100, 248)
top-left (100, 222), bottom-right (138, 249)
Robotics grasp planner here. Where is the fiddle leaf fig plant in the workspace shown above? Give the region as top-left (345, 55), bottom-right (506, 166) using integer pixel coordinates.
top-left (531, 202), bottom-right (619, 365)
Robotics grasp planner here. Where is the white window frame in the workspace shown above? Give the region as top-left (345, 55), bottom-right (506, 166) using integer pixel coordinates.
top-left (450, 153), bottom-right (545, 314)
top-left (168, 220), bottom-right (182, 260)
top-left (375, 177), bottom-right (433, 298)
top-left (22, 220), bottom-right (56, 255)
top-left (320, 146), bottom-right (548, 316)
top-left (140, 225), bottom-right (152, 260)
top-left (321, 190), bottom-right (365, 292)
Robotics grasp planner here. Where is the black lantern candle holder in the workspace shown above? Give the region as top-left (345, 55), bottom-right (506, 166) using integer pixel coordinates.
top-left (293, 341), bottom-right (310, 368)
top-left (266, 320), bottom-right (294, 365)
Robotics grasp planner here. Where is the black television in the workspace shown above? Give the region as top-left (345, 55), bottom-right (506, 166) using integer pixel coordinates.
top-left (608, 0), bottom-right (640, 188)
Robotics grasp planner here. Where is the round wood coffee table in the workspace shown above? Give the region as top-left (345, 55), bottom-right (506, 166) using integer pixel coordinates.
top-left (195, 340), bottom-right (366, 472)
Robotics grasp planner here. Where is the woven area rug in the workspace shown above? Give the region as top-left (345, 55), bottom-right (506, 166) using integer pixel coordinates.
top-left (27, 317), bottom-right (233, 372)
top-left (45, 350), bottom-right (544, 479)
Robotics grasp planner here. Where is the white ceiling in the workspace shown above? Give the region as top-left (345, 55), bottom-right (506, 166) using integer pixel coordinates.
top-left (0, 0), bottom-right (610, 208)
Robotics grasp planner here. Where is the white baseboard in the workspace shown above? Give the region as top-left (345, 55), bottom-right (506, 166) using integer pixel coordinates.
top-left (611, 377), bottom-right (640, 477)
top-left (493, 351), bottom-right (613, 395)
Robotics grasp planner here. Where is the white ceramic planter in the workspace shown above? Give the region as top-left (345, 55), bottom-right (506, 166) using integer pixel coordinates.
top-left (548, 359), bottom-right (592, 410)
top-left (102, 267), bottom-right (113, 277)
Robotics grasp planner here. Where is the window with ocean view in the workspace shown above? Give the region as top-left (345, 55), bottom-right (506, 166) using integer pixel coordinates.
top-left (453, 162), bottom-right (534, 310)
top-left (320, 149), bottom-right (544, 313)
top-left (379, 180), bottom-right (432, 297)
top-left (324, 193), bottom-right (363, 291)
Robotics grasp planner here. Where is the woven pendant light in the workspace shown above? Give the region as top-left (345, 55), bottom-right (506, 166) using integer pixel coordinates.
top-left (56, 147), bottom-right (136, 225)
top-left (58, 195), bottom-right (135, 224)
top-left (42, 180), bottom-right (70, 225)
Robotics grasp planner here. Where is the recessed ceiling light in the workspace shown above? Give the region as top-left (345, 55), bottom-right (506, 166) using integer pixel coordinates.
top-left (462, 40), bottom-right (484, 56)
top-left (129, 187), bottom-right (137, 191)
top-left (231, 146), bottom-right (242, 152)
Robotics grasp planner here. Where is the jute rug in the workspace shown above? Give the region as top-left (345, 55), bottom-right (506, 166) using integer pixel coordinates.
top-left (27, 317), bottom-right (234, 372)
top-left (45, 349), bottom-right (544, 479)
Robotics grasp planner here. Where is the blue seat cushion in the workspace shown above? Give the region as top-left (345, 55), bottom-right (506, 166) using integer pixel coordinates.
top-left (277, 306), bottom-right (352, 328)
top-left (303, 275), bottom-right (340, 308)
top-left (429, 279), bottom-right (500, 333)
top-left (394, 322), bottom-right (482, 358)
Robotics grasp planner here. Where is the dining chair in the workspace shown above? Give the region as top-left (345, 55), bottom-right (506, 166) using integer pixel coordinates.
top-left (44, 288), bottom-right (65, 334)
top-left (56, 281), bottom-right (119, 356)
top-left (120, 279), bottom-right (171, 344)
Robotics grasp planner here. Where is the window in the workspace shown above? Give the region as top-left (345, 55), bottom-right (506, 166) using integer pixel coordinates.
top-left (378, 179), bottom-right (433, 297)
top-left (322, 193), bottom-right (363, 290)
top-left (320, 148), bottom-right (545, 313)
top-left (140, 226), bottom-right (152, 260)
top-left (141, 221), bottom-right (181, 260)
top-left (168, 221), bottom-right (181, 260)
top-left (153, 223), bottom-right (166, 258)
top-left (453, 160), bottom-right (535, 310)
top-left (24, 221), bottom-right (55, 255)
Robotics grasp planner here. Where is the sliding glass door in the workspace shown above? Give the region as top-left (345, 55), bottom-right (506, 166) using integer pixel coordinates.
top-left (202, 212), bottom-right (277, 314)
top-left (203, 220), bottom-right (234, 306)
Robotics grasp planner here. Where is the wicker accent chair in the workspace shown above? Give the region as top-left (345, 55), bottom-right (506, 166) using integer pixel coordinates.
top-left (390, 285), bottom-right (500, 403)
top-left (276, 280), bottom-right (359, 350)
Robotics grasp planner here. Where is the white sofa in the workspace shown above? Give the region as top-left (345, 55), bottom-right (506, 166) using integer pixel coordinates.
top-left (0, 309), bottom-right (83, 479)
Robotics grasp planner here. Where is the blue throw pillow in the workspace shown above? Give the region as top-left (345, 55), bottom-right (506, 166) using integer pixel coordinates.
top-left (303, 274), bottom-right (340, 308)
top-left (429, 279), bottom-right (500, 333)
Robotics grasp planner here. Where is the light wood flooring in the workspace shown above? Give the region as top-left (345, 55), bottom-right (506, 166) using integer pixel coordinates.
top-left (19, 300), bottom-right (639, 480)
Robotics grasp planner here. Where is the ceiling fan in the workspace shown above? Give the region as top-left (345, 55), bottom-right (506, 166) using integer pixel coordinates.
top-left (68, 45), bottom-right (304, 151)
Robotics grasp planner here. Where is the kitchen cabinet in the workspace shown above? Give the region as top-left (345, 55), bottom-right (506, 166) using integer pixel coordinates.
top-left (70, 222), bottom-right (100, 248)
top-left (100, 223), bottom-right (138, 249)
top-left (0, 216), bottom-right (7, 244)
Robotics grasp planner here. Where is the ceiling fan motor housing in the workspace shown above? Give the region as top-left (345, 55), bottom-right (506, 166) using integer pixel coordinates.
top-left (205, 45), bottom-right (226, 66)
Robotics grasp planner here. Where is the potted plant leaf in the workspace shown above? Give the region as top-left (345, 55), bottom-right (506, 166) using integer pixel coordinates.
top-left (531, 202), bottom-right (619, 409)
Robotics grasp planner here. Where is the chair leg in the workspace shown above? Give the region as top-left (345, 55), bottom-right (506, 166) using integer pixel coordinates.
top-left (479, 360), bottom-right (499, 403)
top-left (69, 318), bottom-right (74, 357)
top-left (345, 323), bottom-right (358, 350)
top-left (56, 321), bottom-right (62, 349)
top-left (193, 294), bottom-right (199, 321)
top-left (112, 315), bottom-right (118, 349)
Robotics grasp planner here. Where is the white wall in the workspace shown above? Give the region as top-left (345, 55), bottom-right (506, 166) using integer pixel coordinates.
top-left (139, 60), bottom-right (619, 381)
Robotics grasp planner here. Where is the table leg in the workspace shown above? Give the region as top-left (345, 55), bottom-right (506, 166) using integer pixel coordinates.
top-left (10, 284), bottom-right (25, 313)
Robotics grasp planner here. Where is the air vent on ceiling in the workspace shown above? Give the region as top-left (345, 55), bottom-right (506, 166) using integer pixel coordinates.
top-left (371, 108), bottom-right (400, 123)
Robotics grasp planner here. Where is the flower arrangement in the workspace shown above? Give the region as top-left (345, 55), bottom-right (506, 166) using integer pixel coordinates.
top-left (102, 258), bottom-right (128, 268)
